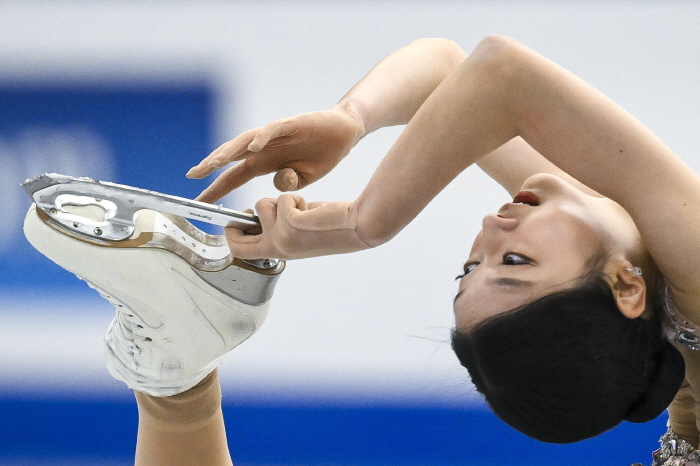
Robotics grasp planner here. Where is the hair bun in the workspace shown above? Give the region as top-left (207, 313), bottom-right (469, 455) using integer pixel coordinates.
top-left (625, 344), bottom-right (685, 423)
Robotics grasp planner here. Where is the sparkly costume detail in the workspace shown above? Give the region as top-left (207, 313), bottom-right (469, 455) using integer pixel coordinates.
top-left (663, 285), bottom-right (700, 351)
top-left (631, 425), bottom-right (700, 466)
top-left (634, 287), bottom-right (700, 466)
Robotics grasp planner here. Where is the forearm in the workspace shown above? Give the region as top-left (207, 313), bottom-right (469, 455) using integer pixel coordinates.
top-left (338, 38), bottom-right (467, 136)
top-left (134, 369), bottom-right (233, 466)
top-left (345, 40), bottom-right (597, 200)
top-left (354, 37), bottom-right (518, 246)
top-left (353, 33), bottom-right (681, 246)
top-left (477, 137), bottom-right (602, 197)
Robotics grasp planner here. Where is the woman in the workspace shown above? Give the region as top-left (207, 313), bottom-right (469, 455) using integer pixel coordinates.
top-left (186, 36), bottom-right (700, 455)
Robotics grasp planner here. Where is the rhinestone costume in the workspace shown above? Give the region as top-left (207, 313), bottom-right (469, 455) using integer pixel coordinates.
top-left (630, 425), bottom-right (700, 466)
top-left (634, 286), bottom-right (700, 466)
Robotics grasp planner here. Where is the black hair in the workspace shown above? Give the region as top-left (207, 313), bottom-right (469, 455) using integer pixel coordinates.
top-left (451, 274), bottom-right (684, 444)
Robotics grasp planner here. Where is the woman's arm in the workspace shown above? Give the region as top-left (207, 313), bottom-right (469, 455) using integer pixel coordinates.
top-left (477, 136), bottom-right (601, 197)
top-left (336, 38), bottom-right (466, 135)
top-left (191, 37), bottom-right (589, 201)
top-left (351, 35), bottom-right (700, 307)
top-left (229, 35), bottom-right (700, 311)
top-left (188, 38), bottom-right (467, 201)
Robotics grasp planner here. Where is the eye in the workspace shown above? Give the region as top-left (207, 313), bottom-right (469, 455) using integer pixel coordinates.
top-left (503, 253), bottom-right (531, 266)
top-left (456, 262), bottom-right (479, 280)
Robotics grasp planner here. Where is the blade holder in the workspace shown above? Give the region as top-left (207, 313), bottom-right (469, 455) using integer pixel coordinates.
top-left (21, 173), bottom-right (260, 242)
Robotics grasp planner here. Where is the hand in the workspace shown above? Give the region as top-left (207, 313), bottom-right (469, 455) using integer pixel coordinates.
top-left (187, 102), bottom-right (365, 203)
top-left (225, 194), bottom-right (371, 260)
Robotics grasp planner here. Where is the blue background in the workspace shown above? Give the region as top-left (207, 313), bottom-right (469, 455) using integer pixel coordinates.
top-left (0, 84), bottom-right (216, 289)
top-left (0, 399), bottom-right (666, 465)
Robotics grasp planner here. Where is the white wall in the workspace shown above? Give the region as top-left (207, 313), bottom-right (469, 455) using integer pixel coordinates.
top-left (2, 0), bottom-right (699, 405)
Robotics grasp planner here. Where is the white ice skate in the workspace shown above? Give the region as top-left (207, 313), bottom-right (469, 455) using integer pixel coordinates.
top-left (22, 174), bottom-right (284, 396)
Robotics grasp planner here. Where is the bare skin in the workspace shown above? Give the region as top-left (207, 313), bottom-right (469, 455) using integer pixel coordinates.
top-left (453, 172), bottom-right (648, 330)
top-left (178, 37), bottom-right (700, 457)
top-left (134, 369), bottom-right (232, 466)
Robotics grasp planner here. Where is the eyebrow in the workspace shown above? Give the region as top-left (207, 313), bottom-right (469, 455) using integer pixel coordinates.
top-left (489, 277), bottom-right (536, 288)
top-left (453, 277), bottom-right (536, 307)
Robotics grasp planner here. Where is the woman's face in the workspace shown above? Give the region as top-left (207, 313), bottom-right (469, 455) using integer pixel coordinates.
top-left (453, 173), bottom-right (641, 330)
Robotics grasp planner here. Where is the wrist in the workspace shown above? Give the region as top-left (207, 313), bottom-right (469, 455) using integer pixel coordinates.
top-left (334, 100), bottom-right (366, 144)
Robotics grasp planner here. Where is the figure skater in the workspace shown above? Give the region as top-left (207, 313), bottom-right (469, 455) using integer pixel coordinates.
top-left (189, 36), bottom-right (700, 458)
top-left (25, 36), bottom-right (700, 465)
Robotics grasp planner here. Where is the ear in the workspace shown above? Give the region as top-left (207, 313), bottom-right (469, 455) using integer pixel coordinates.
top-left (603, 257), bottom-right (647, 319)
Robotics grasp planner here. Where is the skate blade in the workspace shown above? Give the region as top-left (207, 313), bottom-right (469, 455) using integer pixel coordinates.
top-left (21, 173), bottom-right (260, 242)
top-left (22, 174), bottom-right (283, 302)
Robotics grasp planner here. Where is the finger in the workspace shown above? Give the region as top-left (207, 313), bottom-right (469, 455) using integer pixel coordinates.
top-left (273, 168), bottom-right (300, 192)
top-left (668, 380), bottom-right (700, 444)
top-left (186, 141), bottom-right (234, 178)
top-left (187, 130), bottom-right (258, 178)
top-left (226, 219), bottom-right (262, 236)
top-left (218, 129), bottom-right (261, 163)
top-left (224, 209), bottom-right (261, 238)
top-left (277, 193), bottom-right (307, 213)
top-left (225, 200), bottom-right (277, 259)
top-left (254, 197), bottom-right (279, 229)
top-left (286, 200), bottom-right (352, 231)
top-left (195, 161), bottom-right (256, 203)
top-left (225, 228), bottom-right (267, 259)
top-left (248, 119), bottom-right (296, 152)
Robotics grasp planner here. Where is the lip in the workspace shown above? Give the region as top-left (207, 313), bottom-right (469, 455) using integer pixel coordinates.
top-left (497, 203), bottom-right (528, 217)
top-left (497, 191), bottom-right (540, 218)
top-left (513, 191), bottom-right (540, 206)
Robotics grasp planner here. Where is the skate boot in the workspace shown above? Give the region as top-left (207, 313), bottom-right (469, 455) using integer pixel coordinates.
top-left (22, 174), bottom-right (284, 396)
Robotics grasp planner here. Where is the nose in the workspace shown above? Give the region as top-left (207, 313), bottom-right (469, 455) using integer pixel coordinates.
top-left (482, 213), bottom-right (517, 232)
top-left (477, 214), bottom-right (518, 259)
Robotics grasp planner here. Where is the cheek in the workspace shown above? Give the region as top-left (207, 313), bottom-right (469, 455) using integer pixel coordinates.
top-left (468, 231), bottom-right (484, 256)
top-left (526, 213), bottom-right (602, 271)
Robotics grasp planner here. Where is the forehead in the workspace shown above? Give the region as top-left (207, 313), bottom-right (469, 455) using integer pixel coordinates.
top-left (455, 242), bottom-right (600, 331)
top-left (454, 271), bottom-right (541, 330)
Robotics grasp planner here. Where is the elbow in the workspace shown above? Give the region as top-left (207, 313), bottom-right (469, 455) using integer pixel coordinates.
top-left (411, 35), bottom-right (524, 72)
top-left (409, 38), bottom-right (468, 70)
top-left (471, 34), bottom-right (523, 60)
top-left (462, 34), bottom-right (527, 84)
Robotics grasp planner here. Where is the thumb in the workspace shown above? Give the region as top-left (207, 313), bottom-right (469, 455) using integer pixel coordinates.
top-left (273, 168), bottom-right (300, 192)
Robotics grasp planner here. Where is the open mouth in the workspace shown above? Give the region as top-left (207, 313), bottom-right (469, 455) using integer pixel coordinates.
top-left (512, 191), bottom-right (540, 206)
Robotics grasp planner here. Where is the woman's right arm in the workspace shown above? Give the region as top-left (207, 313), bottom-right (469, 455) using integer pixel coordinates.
top-left (188, 38), bottom-right (467, 202)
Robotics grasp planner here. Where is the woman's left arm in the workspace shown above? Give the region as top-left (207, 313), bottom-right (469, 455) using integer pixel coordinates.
top-left (476, 136), bottom-right (601, 198)
top-left (230, 35), bottom-right (700, 303)
top-left (350, 35), bottom-right (700, 310)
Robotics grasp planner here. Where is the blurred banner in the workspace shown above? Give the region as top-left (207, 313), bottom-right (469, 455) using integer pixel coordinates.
top-left (0, 84), bottom-right (216, 289)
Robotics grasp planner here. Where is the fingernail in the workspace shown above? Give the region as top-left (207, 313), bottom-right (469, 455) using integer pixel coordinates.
top-left (186, 167), bottom-right (198, 178)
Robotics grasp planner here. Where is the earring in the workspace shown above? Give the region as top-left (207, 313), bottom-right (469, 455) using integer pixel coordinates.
top-left (625, 266), bottom-right (643, 277)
